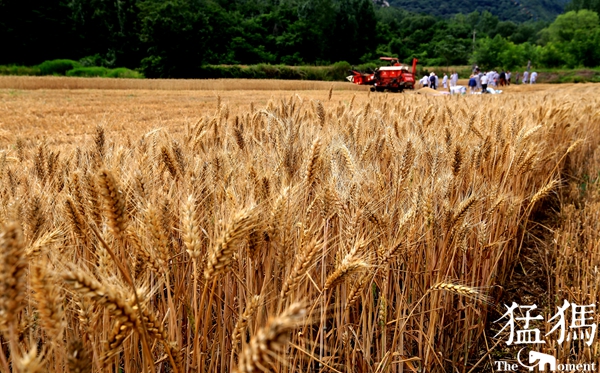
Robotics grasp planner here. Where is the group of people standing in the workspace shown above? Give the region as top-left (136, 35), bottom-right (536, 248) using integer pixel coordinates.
top-left (417, 66), bottom-right (538, 94)
top-left (468, 70), bottom-right (511, 93)
top-left (514, 70), bottom-right (538, 84)
top-left (419, 71), bottom-right (459, 90)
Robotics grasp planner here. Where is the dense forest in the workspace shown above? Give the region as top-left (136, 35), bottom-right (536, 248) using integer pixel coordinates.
top-left (0, 0), bottom-right (599, 78)
top-left (387, 0), bottom-right (569, 22)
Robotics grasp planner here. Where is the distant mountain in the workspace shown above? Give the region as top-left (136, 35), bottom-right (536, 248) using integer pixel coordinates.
top-left (383, 0), bottom-right (570, 21)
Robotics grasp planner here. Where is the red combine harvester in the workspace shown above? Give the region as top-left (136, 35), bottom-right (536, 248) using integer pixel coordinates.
top-left (348, 57), bottom-right (418, 92)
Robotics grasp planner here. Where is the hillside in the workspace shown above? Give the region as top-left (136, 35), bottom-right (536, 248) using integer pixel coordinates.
top-left (386, 0), bottom-right (568, 21)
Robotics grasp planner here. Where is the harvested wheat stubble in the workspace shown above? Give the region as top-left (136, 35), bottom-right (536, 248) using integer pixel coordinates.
top-left (0, 85), bottom-right (598, 372)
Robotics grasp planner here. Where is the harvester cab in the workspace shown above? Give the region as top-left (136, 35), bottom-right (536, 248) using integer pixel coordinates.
top-left (347, 57), bottom-right (418, 93)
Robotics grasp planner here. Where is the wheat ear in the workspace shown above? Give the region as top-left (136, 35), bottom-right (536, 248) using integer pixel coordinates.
top-left (324, 256), bottom-right (368, 291)
top-left (236, 302), bottom-right (307, 373)
top-left (97, 169), bottom-right (128, 239)
top-left (31, 265), bottom-right (65, 342)
top-left (0, 223), bottom-right (27, 329)
top-left (231, 295), bottom-right (261, 354)
top-left (430, 282), bottom-right (489, 303)
top-left (205, 208), bottom-right (257, 279)
top-left (281, 241), bottom-right (321, 298)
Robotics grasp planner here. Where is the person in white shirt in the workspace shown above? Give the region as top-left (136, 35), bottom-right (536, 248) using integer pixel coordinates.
top-left (450, 72), bottom-right (458, 87)
top-left (523, 71), bottom-right (529, 84)
top-left (506, 71), bottom-right (511, 85)
top-left (487, 71), bottom-right (494, 87)
top-left (442, 73), bottom-right (448, 89)
top-left (530, 71), bottom-right (537, 84)
top-left (481, 73), bottom-right (489, 93)
top-left (421, 75), bottom-right (429, 87)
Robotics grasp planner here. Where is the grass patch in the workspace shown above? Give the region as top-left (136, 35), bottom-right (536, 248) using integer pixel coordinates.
top-left (66, 66), bottom-right (144, 78)
top-left (0, 65), bottom-right (41, 76)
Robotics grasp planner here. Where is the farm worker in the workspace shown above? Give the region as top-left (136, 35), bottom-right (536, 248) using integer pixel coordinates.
top-left (442, 73), bottom-right (448, 89)
top-left (499, 71), bottom-right (506, 86)
top-left (506, 71), bottom-right (511, 85)
top-left (429, 72), bottom-right (437, 90)
top-left (422, 75), bottom-right (429, 87)
top-left (435, 74), bottom-right (439, 89)
top-left (481, 73), bottom-right (489, 93)
top-left (522, 71), bottom-right (529, 84)
top-left (530, 71), bottom-right (537, 84)
top-left (486, 71), bottom-right (494, 87)
top-left (450, 72), bottom-right (458, 87)
top-left (474, 73), bottom-right (481, 91)
top-left (468, 74), bottom-right (477, 93)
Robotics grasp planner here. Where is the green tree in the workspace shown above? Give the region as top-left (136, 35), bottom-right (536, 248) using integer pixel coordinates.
top-left (434, 35), bottom-right (468, 66)
top-left (69, 0), bottom-right (141, 68)
top-left (498, 41), bottom-right (527, 69)
top-left (510, 23), bottom-right (537, 43)
top-left (494, 21), bottom-right (518, 38)
top-left (566, 0), bottom-right (600, 17)
top-left (471, 35), bottom-right (504, 68)
top-left (0, 0), bottom-right (76, 65)
top-left (538, 10), bottom-right (600, 67)
top-left (138, 0), bottom-right (213, 78)
top-left (545, 9), bottom-right (599, 43)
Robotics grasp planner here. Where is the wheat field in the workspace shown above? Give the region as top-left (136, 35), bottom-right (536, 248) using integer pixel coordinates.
top-left (0, 82), bottom-right (599, 372)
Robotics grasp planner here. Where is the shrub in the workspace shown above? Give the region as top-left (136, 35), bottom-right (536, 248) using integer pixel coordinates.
top-left (37, 59), bottom-right (82, 75)
top-left (66, 67), bottom-right (110, 77)
top-left (321, 61), bottom-right (352, 81)
top-left (106, 68), bottom-right (144, 79)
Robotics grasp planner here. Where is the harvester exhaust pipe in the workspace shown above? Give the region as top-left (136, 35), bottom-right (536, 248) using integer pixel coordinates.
top-left (412, 58), bottom-right (418, 75)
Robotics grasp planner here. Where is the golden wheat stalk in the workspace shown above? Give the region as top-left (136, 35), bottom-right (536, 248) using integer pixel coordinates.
top-left (323, 255), bottom-right (368, 291)
top-left (31, 265), bottom-right (65, 342)
top-left (236, 302), bottom-right (307, 373)
top-left (62, 267), bottom-right (140, 333)
top-left (231, 295), bottom-right (261, 354)
top-left (304, 138), bottom-right (322, 187)
top-left (0, 223), bottom-right (27, 329)
top-left (280, 241), bottom-right (321, 298)
top-left (182, 195), bottom-right (201, 259)
top-left (430, 282), bottom-right (489, 303)
top-left (205, 208), bottom-right (257, 279)
top-left (530, 179), bottom-right (559, 206)
top-left (97, 169), bottom-right (128, 239)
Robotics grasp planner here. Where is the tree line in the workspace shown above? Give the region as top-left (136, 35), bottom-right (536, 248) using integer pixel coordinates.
top-left (0, 0), bottom-right (598, 78)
